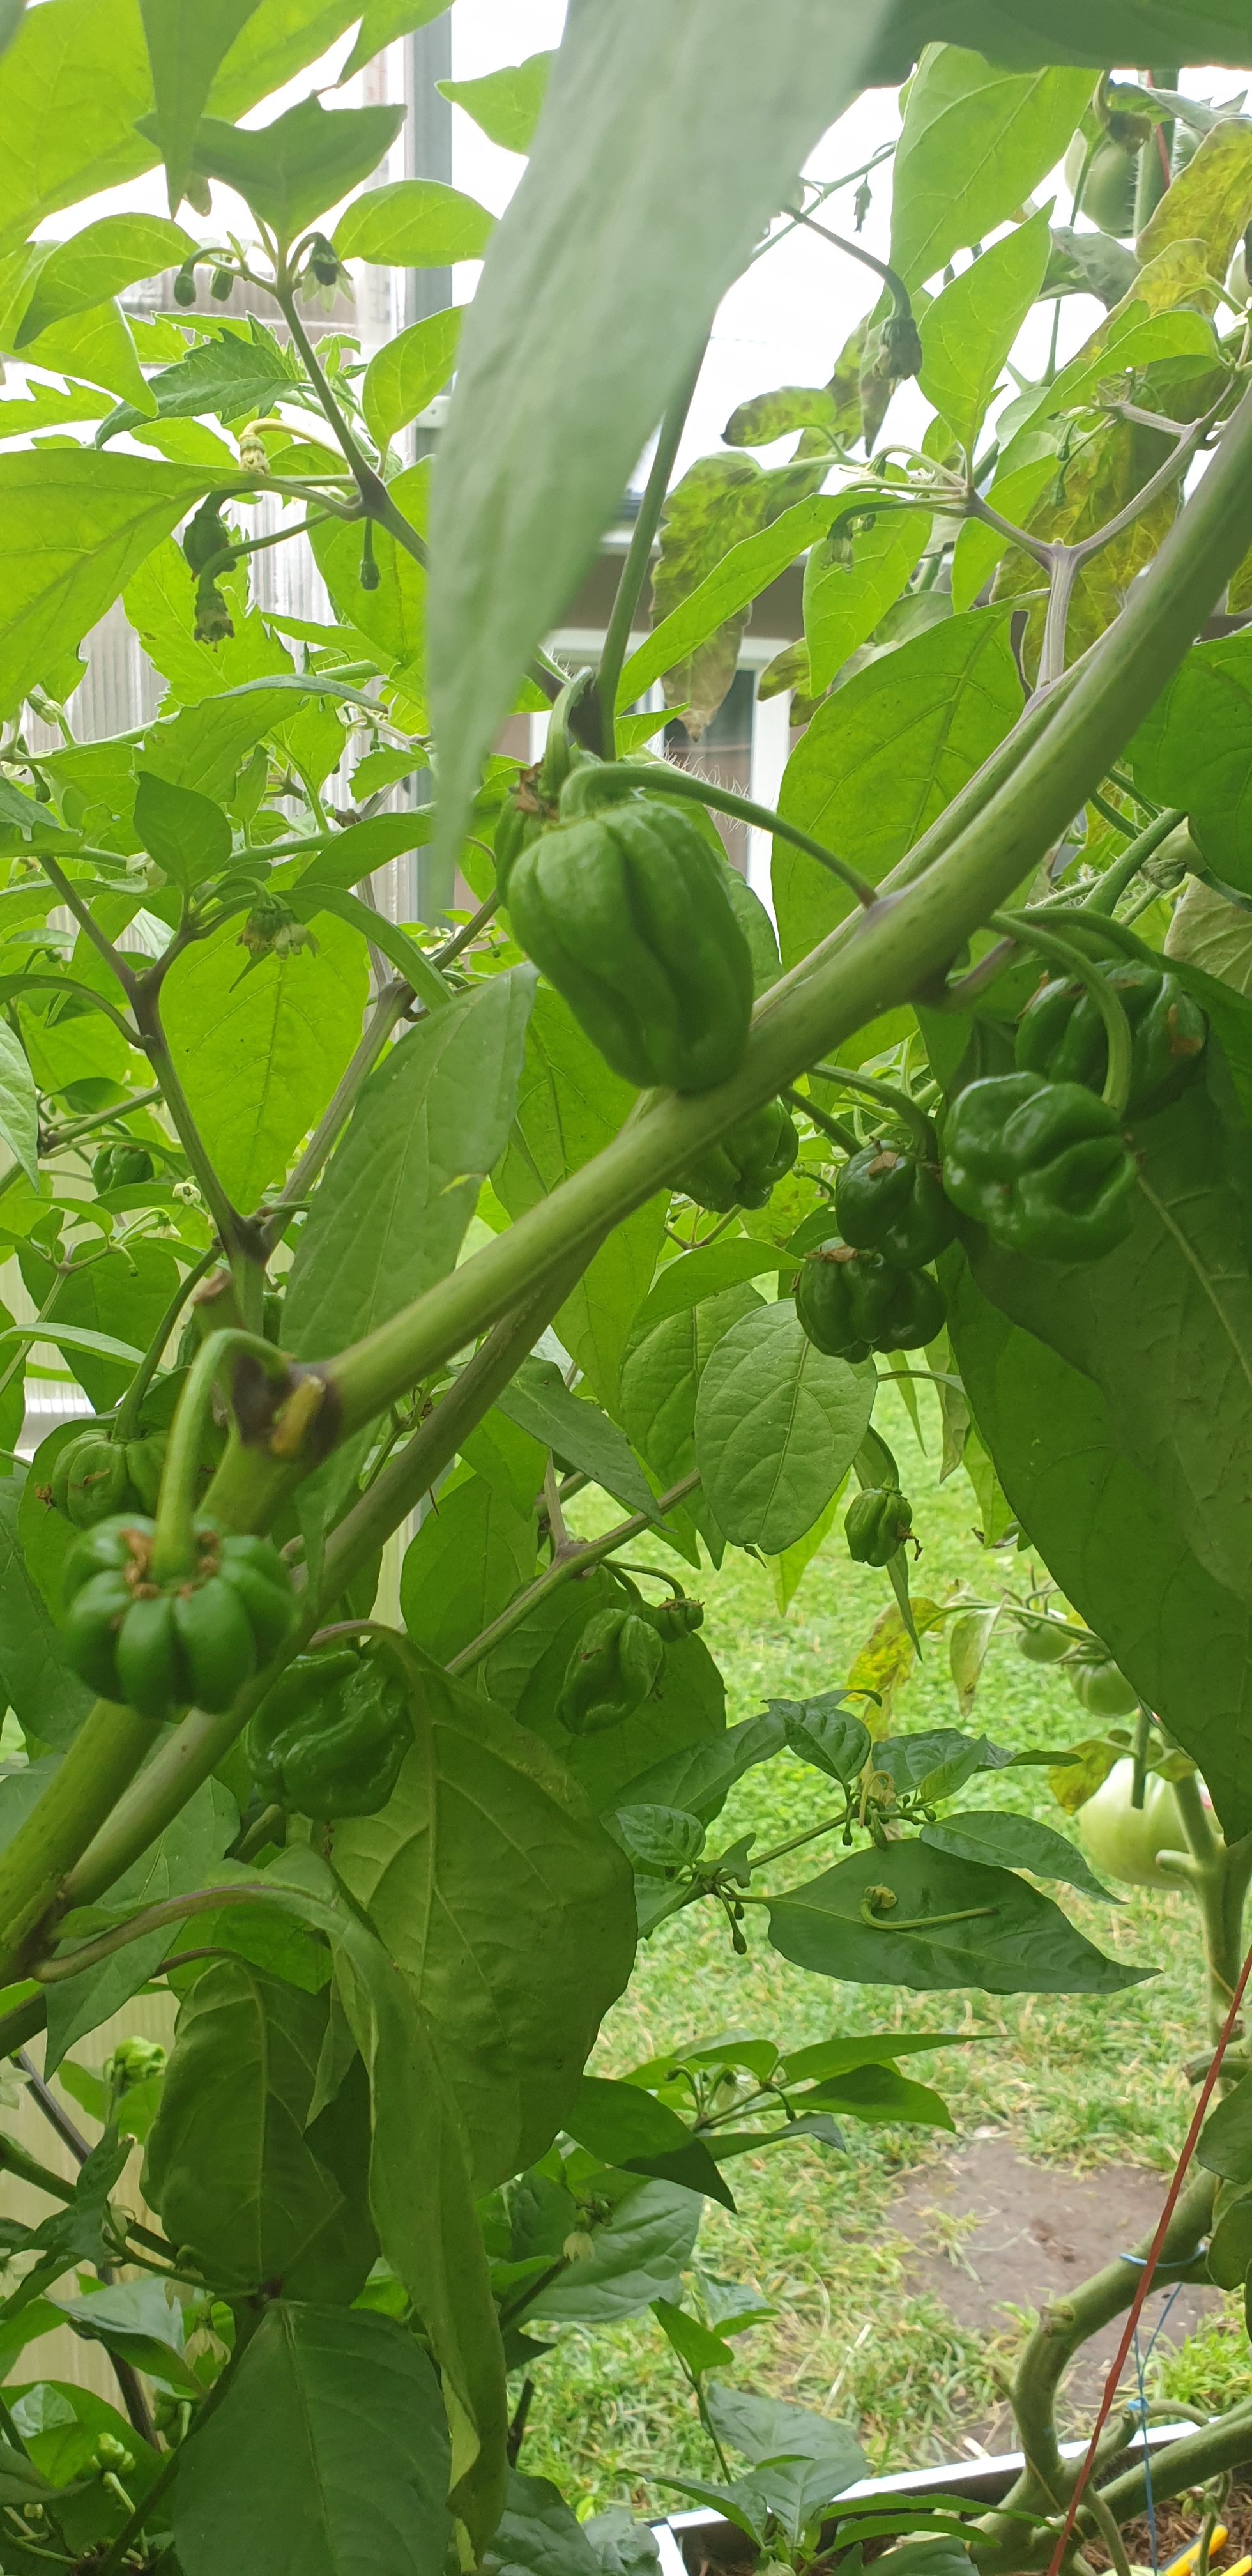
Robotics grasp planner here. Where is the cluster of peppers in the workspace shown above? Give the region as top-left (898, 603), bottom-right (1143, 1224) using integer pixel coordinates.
top-left (63, 1512), bottom-right (296, 1721)
top-left (1014, 1607), bottom-right (1139, 1715)
top-left (557, 1581), bottom-right (705, 1736)
top-left (942, 960), bottom-right (1207, 1264)
top-left (797, 1130), bottom-right (953, 1365)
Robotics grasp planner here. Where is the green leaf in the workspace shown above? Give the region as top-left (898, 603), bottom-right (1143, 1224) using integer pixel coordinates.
top-left (651, 2298), bottom-right (736, 2378)
top-left (399, 1475), bottom-right (536, 1666)
top-left (142, 1962), bottom-right (377, 2300)
top-left (339, 0), bottom-right (449, 81)
top-left (332, 1645), bottom-right (636, 2196)
top-left (917, 210), bottom-right (1051, 455)
top-left (439, 54), bottom-right (554, 156)
top-left (333, 178), bottom-right (494, 264)
top-left (484, 2472), bottom-right (602, 2576)
top-left (767, 1839), bottom-right (1147, 1995)
top-left (288, 882), bottom-right (448, 1007)
top-left (137, 0), bottom-right (263, 216)
top-left (1137, 116), bottom-right (1252, 279)
top-left (310, 458), bottom-right (427, 682)
top-left (14, 215), bottom-right (194, 343)
top-left (707, 2382), bottom-right (867, 2483)
top-left (484, 1563), bottom-right (727, 1816)
top-left (0, 450), bottom-right (208, 723)
top-left (533, 2177), bottom-right (703, 2326)
top-left (724, 384), bottom-right (841, 448)
top-left (494, 986), bottom-right (666, 1409)
top-left (889, 52), bottom-right (1092, 289)
top-left (1198, 2073), bottom-right (1252, 2182)
top-left (496, 1356), bottom-right (655, 1519)
top-left (694, 1301), bottom-right (876, 1553)
top-left (172, 2303), bottom-right (453, 2576)
top-left (620, 1282), bottom-right (764, 1563)
top-left (616, 494), bottom-right (834, 714)
top-left (284, 970), bottom-right (535, 1360)
top-left (96, 323), bottom-right (299, 447)
top-left (160, 906), bottom-right (369, 1211)
top-left (920, 1809), bottom-right (1118, 1905)
top-left (614, 1708), bottom-right (784, 1828)
top-left (1165, 877), bottom-right (1252, 993)
top-left (142, 95), bottom-right (406, 244)
top-left (51, 2278), bottom-right (204, 2400)
top-left (0, 1476), bottom-right (95, 1749)
top-left (1133, 635), bottom-right (1252, 891)
top-left (362, 306), bottom-right (461, 450)
top-left (770, 1490), bottom-right (843, 1614)
top-left (427, 0), bottom-right (880, 863)
top-left (627, 1242), bottom-right (794, 1333)
top-left (803, 508), bottom-right (933, 697)
top-left (566, 2076), bottom-right (734, 2209)
top-left (0, 1016), bottom-right (36, 1183)
top-left (133, 769), bottom-right (230, 889)
top-left (45, 1777), bottom-right (239, 2072)
top-left (796, 2060), bottom-right (955, 2129)
top-left (772, 605), bottom-right (1022, 968)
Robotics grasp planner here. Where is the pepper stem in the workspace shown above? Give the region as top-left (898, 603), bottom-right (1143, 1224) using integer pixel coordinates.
top-left (807, 1062), bottom-right (938, 1156)
top-left (988, 910), bottom-right (1134, 1121)
top-left (148, 1328), bottom-right (291, 1585)
top-left (557, 760), bottom-right (880, 909)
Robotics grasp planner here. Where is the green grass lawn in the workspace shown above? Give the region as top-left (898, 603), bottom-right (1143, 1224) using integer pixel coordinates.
top-left (519, 1388), bottom-right (1246, 2514)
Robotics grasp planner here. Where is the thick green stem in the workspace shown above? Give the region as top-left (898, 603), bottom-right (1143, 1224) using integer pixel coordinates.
top-left (149, 1328), bottom-right (286, 1583)
top-left (0, 1702), bottom-right (157, 1970)
top-left (1081, 805), bottom-right (1184, 914)
top-left (807, 1062), bottom-right (936, 1154)
top-left (446, 1468), bottom-right (701, 1677)
top-left (597, 338), bottom-right (706, 755)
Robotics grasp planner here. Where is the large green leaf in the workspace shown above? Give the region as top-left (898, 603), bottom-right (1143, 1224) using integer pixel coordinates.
top-left (496, 1356), bottom-right (655, 1519)
top-left (694, 1301), bottom-right (876, 1554)
top-left (619, 484), bottom-right (832, 727)
top-left (889, 52), bottom-right (1092, 289)
top-left (154, 96), bottom-right (404, 243)
top-left (0, 451), bottom-right (208, 723)
top-left (334, 179), bottom-right (494, 265)
top-left (13, 215), bottom-right (193, 343)
top-left (142, 1962), bottom-right (377, 2300)
top-left (0, 1476), bottom-right (95, 1750)
top-left (427, 0), bottom-right (887, 859)
top-left (484, 1563), bottom-right (727, 1815)
top-left (362, 307), bottom-right (462, 452)
top-left (18, 1237), bottom-right (181, 1411)
top-left (917, 209), bottom-right (1051, 455)
top-left (531, 2177), bottom-right (703, 2327)
top-left (772, 606), bottom-right (1022, 969)
top-left (331, 1646), bottom-right (636, 2195)
top-left (919, 1809), bottom-right (1117, 1905)
top-left (137, 0), bottom-right (263, 215)
top-left (160, 907), bottom-right (369, 1212)
top-left (767, 1839), bottom-right (1147, 1995)
top-left (284, 969), bottom-right (535, 1360)
top-left (0, 1017), bottom-right (37, 1182)
top-left (399, 1475), bottom-right (537, 1667)
top-left (174, 2303), bottom-right (452, 2576)
top-left (1133, 634), bottom-right (1252, 892)
top-left (98, 325), bottom-right (300, 448)
top-left (945, 1246), bottom-right (1252, 1840)
top-left (439, 55), bottom-right (554, 157)
top-left (494, 986), bottom-right (666, 1410)
top-left (619, 1282), bottom-right (764, 1563)
top-left (803, 508), bottom-right (932, 698)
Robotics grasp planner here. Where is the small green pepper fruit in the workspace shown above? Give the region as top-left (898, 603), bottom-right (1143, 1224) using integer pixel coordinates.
top-left (674, 1098), bottom-right (798, 1211)
top-left (123, 1432), bottom-right (167, 1515)
top-left (91, 1142), bottom-right (155, 1193)
top-left (845, 1485), bottom-right (913, 1566)
top-left (63, 1515), bottom-right (296, 1721)
top-left (557, 1606), bottom-right (666, 1736)
top-left (246, 1641), bottom-right (411, 1818)
top-left (942, 1073), bottom-right (1136, 1262)
top-left (1068, 1652), bottom-right (1139, 1717)
top-left (50, 1432), bottom-right (135, 1530)
top-left (1014, 962), bottom-right (1206, 1118)
top-left (1016, 1614), bottom-right (1073, 1663)
top-left (835, 1140), bottom-right (957, 1269)
top-left (638, 1593), bottom-right (705, 1641)
top-left (1082, 133), bottom-right (1140, 234)
top-left (796, 1238), bottom-right (945, 1362)
top-left (507, 799), bottom-right (754, 1092)
top-left (493, 779), bottom-right (544, 897)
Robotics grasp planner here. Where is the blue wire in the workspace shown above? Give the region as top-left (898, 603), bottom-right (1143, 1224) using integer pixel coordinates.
top-left (1124, 2271), bottom-right (1183, 2576)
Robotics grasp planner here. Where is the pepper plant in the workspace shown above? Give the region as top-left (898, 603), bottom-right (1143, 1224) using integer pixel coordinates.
top-left (4, 1), bottom-right (1252, 2571)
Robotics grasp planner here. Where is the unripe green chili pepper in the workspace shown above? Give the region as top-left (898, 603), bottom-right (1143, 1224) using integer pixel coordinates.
top-left (835, 1140), bottom-right (957, 1269)
top-left (1067, 1647), bottom-right (1139, 1717)
top-left (493, 778), bottom-right (544, 897)
top-left (507, 798), bottom-right (754, 1092)
top-left (795, 1238), bottom-right (945, 1363)
top-left (674, 1098), bottom-right (798, 1212)
top-left (50, 1432), bottom-right (134, 1531)
top-left (942, 1073), bottom-right (1136, 1262)
top-left (91, 1143), bottom-right (155, 1192)
top-left (1016, 1613), bottom-right (1074, 1663)
top-left (63, 1515), bottom-right (296, 1719)
top-left (245, 1641), bottom-right (411, 1818)
top-left (637, 1592), bottom-right (705, 1641)
top-left (845, 1485), bottom-right (913, 1566)
top-left (1082, 133), bottom-right (1140, 234)
top-left (1014, 962), bottom-right (1206, 1119)
top-left (558, 1606), bottom-right (665, 1736)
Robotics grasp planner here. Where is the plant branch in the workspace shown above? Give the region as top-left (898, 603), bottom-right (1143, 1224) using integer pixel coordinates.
top-left (114, 1243), bottom-right (220, 1443)
top-left (36, 853), bottom-right (139, 1002)
top-left (597, 337), bottom-right (706, 753)
top-left (446, 1469), bottom-right (701, 1676)
top-left (985, 910), bottom-right (1134, 1117)
top-left (1081, 806), bottom-right (1184, 914)
top-left (259, 977), bottom-right (412, 1254)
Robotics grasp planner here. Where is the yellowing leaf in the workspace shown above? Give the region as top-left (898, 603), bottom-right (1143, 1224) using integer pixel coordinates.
top-left (846, 1597), bottom-right (943, 1729)
top-left (1138, 117), bottom-right (1252, 278)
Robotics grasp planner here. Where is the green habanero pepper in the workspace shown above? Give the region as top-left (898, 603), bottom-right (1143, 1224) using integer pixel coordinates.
top-left (845, 1485), bottom-right (914, 1567)
top-left (674, 1098), bottom-right (798, 1212)
top-left (637, 1591), bottom-right (705, 1641)
top-left (1067, 1645), bottom-right (1139, 1717)
top-left (942, 1072), bottom-right (1136, 1262)
top-left (835, 1140), bottom-right (957, 1269)
top-left (506, 799), bottom-right (754, 1092)
top-left (557, 1606), bottom-right (666, 1736)
top-left (62, 1515), bottom-right (296, 1721)
top-left (795, 1238), bottom-right (945, 1363)
top-left (1014, 962), bottom-right (1206, 1117)
top-left (91, 1143), bottom-right (155, 1193)
top-left (1016, 1613), bottom-right (1074, 1663)
top-left (50, 1431), bottom-right (135, 1531)
top-left (493, 774), bottom-right (544, 897)
top-left (245, 1641), bottom-right (411, 1818)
